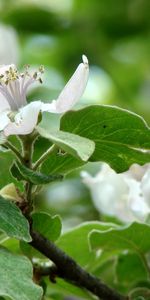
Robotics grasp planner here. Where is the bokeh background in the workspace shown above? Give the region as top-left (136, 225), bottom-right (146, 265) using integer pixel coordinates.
top-left (0, 0), bottom-right (150, 225)
top-left (0, 0), bottom-right (150, 230)
top-left (1, 1), bottom-right (150, 299)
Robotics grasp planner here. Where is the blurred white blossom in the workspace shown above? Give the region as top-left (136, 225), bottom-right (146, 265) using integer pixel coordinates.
top-left (82, 163), bottom-right (150, 223)
top-left (0, 55), bottom-right (89, 137)
top-left (0, 24), bottom-right (20, 65)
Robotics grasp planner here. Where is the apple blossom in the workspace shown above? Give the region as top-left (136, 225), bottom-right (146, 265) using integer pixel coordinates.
top-left (82, 163), bottom-right (150, 223)
top-left (0, 55), bottom-right (89, 137)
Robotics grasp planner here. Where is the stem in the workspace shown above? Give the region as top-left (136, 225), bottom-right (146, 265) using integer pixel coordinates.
top-left (26, 182), bottom-right (33, 215)
top-left (20, 134), bottom-right (36, 215)
top-left (30, 230), bottom-right (128, 300)
top-left (5, 141), bottom-right (24, 162)
top-left (33, 144), bottom-right (57, 170)
top-left (21, 137), bottom-right (34, 168)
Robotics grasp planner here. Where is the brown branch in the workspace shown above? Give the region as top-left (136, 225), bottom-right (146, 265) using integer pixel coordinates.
top-left (30, 230), bottom-right (128, 300)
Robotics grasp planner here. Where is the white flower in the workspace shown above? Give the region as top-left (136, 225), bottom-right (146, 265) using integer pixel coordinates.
top-left (0, 55), bottom-right (89, 137)
top-left (82, 163), bottom-right (150, 223)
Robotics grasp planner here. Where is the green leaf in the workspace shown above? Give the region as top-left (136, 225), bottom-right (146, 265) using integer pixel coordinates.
top-left (32, 212), bottom-right (62, 241)
top-left (20, 213), bottom-right (62, 259)
top-left (37, 127), bottom-right (95, 162)
top-left (116, 253), bottom-right (148, 287)
top-left (10, 162), bottom-right (23, 181)
top-left (60, 105), bottom-right (150, 172)
top-left (89, 222), bottom-right (150, 254)
top-left (0, 247), bottom-right (42, 300)
top-left (0, 196), bottom-right (31, 242)
top-left (57, 221), bottom-right (117, 267)
top-left (0, 151), bottom-right (14, 188)
top-left (1, 237), bottom-right (21, 254)
top-left (48, 278), bottom-right (93, 300)
top-left (41, 152), bottom-right (85, 175)
top-left (11, 161), bottom-right (63, 184)
top-left (129, 288), bottom-right (150, 300)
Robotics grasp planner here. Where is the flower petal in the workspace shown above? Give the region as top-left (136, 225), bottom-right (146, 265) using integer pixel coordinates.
top-left (126, 163), bottom-right (150, 181)
top-left (41, 55), bottom-right (89, 113)
top-left (82, 163), bottom-right (150, 223)
top-left (0, 111), bottom-right (10, 130)
top-left (141, 168), bottom-right (150, 207)
top-left (4, 101), bottom-right (41, 136)
top-left (0, 95), bottom-right (10, 113)
top-left (82, 164), bottom-right (129, 219)
top-left (125, 177), bottom-right (150, 221)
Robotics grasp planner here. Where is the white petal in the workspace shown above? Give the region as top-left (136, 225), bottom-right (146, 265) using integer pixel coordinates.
top-left (4, 101), bottom-right (42, 136)
top-left (41, 99), bottom-right (58, 113)
top-left (42, 55), bottom-right (89, 113)
top-left (126, 163), bottom-right (150, 181)
top-left (130, 197), bottom-right (149, 222)
top-left (82, 163), bottom-right (129, 218)
top-left (141, 168), bottom-right (150, 207)
top-left (125, 177), bottom-right (150, 221)
top-left (0, 111), bottom-right (10, 130)
top-left (0, 95), bottom-right (10, 113)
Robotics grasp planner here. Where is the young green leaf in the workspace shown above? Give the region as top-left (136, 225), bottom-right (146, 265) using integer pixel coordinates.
top-left (60, 105), bottom-right (150, 172)
top-left (41, 151), bottom-right (85, 176)
top-left (32, 212), bottom-right (62, 241)
top-left (20, 212), bottom-right (62, 258)
top-left (89, 222), bottom-right (150, 254)
top-left (10, 162), bottom-right (23, 181)
top-left (116, 253), bottom-right (148, 287)
top-left (11, 161), bottom-right (63, 184)
top-left (129, 288), bottom-right (150, 300)
top-left (57, 221), bottom-right (117, 267)
top-left (20, 213), bottom-right (62, 259)
top-left (0, 196), bottom-right (31, 242)
top-left (0, 151), bottom-right (14, 188)
top-left (37, 127), bottom-right (95, 162)
top-left (0, 247), bottom-right (43, 300)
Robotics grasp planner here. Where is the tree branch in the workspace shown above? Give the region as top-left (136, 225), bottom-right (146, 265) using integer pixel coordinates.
top-left (30, 230), bottom-right (128, 300)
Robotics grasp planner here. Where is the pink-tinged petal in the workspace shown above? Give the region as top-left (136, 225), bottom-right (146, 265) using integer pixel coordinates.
top-left (4, 101), bottom-right (42, 136)
top-left (41, 55), bottom-right (89, 113)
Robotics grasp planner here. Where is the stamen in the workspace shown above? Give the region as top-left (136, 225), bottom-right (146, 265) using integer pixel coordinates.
top-left (0, 64), bottom-right (44, 111)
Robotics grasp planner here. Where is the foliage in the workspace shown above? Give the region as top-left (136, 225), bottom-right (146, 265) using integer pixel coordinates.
top-left (0, 1), bottom-right (150, 300)
top-left (0, 103), bottom-right (150, 299)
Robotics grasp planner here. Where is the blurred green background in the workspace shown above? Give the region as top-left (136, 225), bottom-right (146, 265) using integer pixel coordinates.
top-left (1, 1), bottom-right (150, 299)
top-left (0, 0), bottom-right (150, 229)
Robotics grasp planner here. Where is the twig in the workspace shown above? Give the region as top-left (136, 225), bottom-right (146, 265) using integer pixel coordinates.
top-left (30, 230), bottom-right (128, 300)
